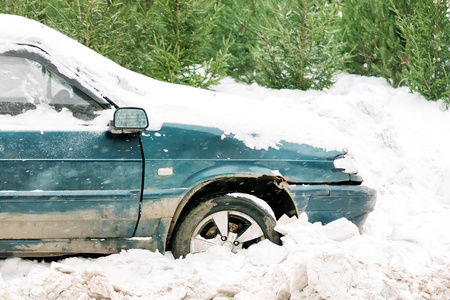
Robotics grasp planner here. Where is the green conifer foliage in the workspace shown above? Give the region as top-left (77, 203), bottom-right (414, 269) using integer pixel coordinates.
top-left (44, 0), bottom-right (133, 65)
top-left (251, 0), bottom-right (345, 90)
top-left (340, 0), bottom-right (412, 87)
top-left (395, 0), bottom-right (450, 106)
top-left (212, 0), bottom-right (261, 83)
top-left (0, 0), bottom-right (47, 21)
top-left (138, 0), bottom-right (231, 88)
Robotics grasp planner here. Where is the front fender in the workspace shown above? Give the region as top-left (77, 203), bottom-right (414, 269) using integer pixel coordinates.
top-left (182, 162), bottom-right (282, 187)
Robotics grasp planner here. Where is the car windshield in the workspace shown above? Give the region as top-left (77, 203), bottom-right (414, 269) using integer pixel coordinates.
top-left (0, 55), bottom-right (102, 120)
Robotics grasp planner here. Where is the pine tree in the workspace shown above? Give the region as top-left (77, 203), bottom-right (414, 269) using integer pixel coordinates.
top-left (43, 0), bottom-right (135, 69)
top-left (250, 0), bottom-right (345, 90)
top-left (0, 0), bottom-right (47, 21)
top-left (395, 0), bottom-right (450, 106)
top-left (137, 0), bottom-right (231, 88)
top-left (340, 0), bottom-right (416, 87)
top-left (211, 0), bottom-right (261, 83)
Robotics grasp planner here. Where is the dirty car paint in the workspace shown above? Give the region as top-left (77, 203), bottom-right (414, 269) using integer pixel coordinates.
top-left (0, 131), bottom-right (143, 241)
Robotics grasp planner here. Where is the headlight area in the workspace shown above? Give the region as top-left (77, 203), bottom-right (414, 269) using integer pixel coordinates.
top-left (332, 153), bottom-right (358, 174)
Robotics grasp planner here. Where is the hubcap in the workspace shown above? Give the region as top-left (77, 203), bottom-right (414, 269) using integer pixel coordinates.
top-left (190, 211), bottom-right (265, 253)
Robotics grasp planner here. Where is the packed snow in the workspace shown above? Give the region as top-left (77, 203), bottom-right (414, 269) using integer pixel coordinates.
top-left (1, 14), bottom-right (450, 299)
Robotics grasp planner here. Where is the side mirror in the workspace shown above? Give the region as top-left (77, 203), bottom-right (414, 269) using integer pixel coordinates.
top-left (109, 107), bottom-right (148, 134)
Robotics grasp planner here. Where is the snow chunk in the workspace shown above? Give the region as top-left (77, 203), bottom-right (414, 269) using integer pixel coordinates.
top-left (307, 253), bottom-right (357, 298)
top-left (324, 218), bottom-right (360, 242)
top-left (50, 262), bottom-right (75, 274)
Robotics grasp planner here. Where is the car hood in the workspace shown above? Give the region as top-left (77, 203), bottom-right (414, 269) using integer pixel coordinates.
top-left (143, 123), bottom-right (343, 161)
top-left (139, 123), bottom-right (353, 184)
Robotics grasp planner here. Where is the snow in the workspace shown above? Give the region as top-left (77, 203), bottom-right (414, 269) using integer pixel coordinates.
top-left (1, 74), bottom-right (449, 299)
top-left (1, 14), bottom-right (450, 299)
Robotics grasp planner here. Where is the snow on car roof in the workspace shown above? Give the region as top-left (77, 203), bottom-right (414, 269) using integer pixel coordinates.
top-left (0, 13), bottom-right (147, 106)
top-left (0, 14), bottom-right (218, 105)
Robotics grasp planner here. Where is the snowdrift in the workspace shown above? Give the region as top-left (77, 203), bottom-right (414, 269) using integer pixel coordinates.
top-left (1, 74), bottom-right (449, 299)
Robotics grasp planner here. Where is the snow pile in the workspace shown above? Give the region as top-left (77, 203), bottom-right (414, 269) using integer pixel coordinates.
top-left (0, 262), bottom-right (126, 299)
top-left (1, 74), bottom-right (449, 299)
top-left (1, 217), bottom-right (448, 299)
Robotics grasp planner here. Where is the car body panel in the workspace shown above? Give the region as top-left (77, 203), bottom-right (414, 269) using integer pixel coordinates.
top-left (140, 123), bottom-right (351, 188)
top-left (286, 184), bottom-right (377, 229)
top-left (0, 131), bottom-right (143, 239)
top-left (0, 236), bottom-right (162, 256)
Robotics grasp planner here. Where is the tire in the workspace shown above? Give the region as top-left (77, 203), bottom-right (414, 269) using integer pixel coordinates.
top-left (171, 194), bottom-right (281, 258)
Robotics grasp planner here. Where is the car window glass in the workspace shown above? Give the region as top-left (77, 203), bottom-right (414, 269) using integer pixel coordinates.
top-left (0, 55), bottom-right (102, 121)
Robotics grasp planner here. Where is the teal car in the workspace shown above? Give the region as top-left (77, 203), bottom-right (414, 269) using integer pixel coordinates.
top-left (0, 15), bottom-right (376, 258)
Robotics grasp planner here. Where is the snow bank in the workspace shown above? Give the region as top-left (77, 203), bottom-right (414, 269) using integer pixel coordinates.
top-left (1, 217), bottom-right (448, 299)
top-left (1, 74), bottom-right (449, 299)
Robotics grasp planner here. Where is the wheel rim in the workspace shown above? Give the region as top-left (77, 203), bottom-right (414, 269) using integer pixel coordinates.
top-left (190, 210), bottom-right (265, 253)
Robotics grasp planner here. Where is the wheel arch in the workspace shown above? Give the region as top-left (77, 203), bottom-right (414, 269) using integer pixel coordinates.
top-left (166, 175), bottom-right (298, 250)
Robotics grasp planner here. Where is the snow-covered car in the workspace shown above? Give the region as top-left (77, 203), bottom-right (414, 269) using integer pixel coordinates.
top-left (0, 14), bottom-right (376, 258)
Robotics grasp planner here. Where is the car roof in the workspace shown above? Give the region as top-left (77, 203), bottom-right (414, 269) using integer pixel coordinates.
top-left (0, 14), bottom-right (135, 107)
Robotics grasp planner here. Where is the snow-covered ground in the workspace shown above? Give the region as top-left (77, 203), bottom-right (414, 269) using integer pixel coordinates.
top-left (0, 74), bottom-right (449, 299)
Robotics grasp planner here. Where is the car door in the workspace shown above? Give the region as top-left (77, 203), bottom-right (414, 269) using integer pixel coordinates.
top-left (0, 54), bottom-right (143, 239)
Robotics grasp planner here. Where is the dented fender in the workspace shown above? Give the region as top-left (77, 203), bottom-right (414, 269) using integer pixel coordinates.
top-left (182, 164), bottom-right (282, 187)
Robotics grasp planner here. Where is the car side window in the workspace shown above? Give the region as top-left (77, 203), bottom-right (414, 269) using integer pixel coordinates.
top-left (0, 55), bottom-right (102, 120)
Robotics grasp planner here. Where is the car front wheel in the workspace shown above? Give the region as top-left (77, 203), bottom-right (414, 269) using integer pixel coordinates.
top-left (171, 194), bottom-right (280, 258)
